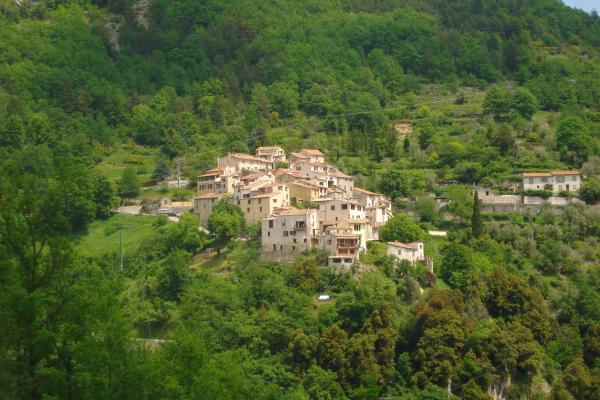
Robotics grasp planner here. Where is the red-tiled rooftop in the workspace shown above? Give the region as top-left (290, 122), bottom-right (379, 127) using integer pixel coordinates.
top-left (302, 149), bottom-right (324, 156)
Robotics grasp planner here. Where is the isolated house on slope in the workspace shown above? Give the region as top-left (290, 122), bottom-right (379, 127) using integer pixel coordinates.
top-left (387, 241), bottom-right (425, 265)
top-left (522, 171), bottom-right (581, 193)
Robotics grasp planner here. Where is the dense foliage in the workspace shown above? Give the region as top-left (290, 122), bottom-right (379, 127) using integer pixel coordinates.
top-left (1, 0), bottom-right (600, 399)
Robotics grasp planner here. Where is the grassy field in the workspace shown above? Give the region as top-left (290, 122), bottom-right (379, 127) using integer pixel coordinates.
top-left (96, 143), bottom-right (158, 186)
top-left (75, 213), bottom-right (166, 258)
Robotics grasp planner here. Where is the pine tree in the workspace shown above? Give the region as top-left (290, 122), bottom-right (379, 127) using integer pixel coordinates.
top-left (471, 191), bottom-right (483, 238)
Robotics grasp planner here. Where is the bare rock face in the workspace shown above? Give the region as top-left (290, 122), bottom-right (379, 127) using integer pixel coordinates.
top-left (132, 0), bottom-right (150, 28)
top-left (104, 16), bottom-right (122, 52)
top-left (487, 377), bottom-right (511, 400)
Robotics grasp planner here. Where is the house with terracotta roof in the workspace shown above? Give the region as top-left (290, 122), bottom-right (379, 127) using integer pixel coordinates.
top-left (197, 167), bottom-right (242, 196)
top-left (218, 152), bottom-right (273, 173)
top-left (261, 207), bottom-right (319, 257)
top-left (314, 198), bottom-right (366, 226)
top-left (288, 180), bottom-right (325, 202)
top-left (289, 149), bottom-right (325, 164)
top-left (522, 171), bottom-right (581, 193)
top-left (387, 241), bottom-right (425, 265)
top-left (256, 146), bottom-right (286, 163)
top-left (321, 218), bottom-right (369, 250)
top-left (292, 160), bottom-right (354, 195)
top-left (318, 225), bottom-right (361, 267)
top-left (233, 186), bottom-right (290, 224)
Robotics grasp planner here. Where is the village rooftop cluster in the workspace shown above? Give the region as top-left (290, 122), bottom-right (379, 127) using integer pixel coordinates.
top-left (193, 147), bottom-right (426, 266)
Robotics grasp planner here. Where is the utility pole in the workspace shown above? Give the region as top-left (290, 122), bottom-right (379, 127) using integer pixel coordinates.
top-left (118, 220), bottom-right (128, 272)
top-left (119, 223), bottom-right (124, 271)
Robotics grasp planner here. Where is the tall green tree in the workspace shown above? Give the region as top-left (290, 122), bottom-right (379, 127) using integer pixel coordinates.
top-left (379, 213), bottom-right (423, 243)
top-left (471, 191), bottom-right (483, 238)
top-left (511, 87), bottom-right (539, 119)
top-left (93, 173), bottom-right (118, 219)
top-left (207, 198), bottom-right (244, 254)
top-left (483, 86), bottom-right (511, 121)
top-left (117, 166), bottom-right (140, 198)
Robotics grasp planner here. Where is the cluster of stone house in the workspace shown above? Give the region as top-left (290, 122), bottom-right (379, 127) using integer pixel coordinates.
top-left (193, 147), bottom-right (394, 266)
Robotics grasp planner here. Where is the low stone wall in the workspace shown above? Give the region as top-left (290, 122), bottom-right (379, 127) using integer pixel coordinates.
top-left (480, 195), bottom-right (583, 214)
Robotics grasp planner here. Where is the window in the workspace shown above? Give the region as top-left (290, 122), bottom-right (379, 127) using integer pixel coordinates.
top-left (304, 238), bottom-right (307, 243)
top-left (258, 199), bottom-right (262, 204)
top-left (345, 258), bottom-right (352, 263)
top-left (280, 245), bottom-right (283, 250)
top-left (342, 204), bottom-right (348, 210)
top-left (528, 178), bottom-right (533, 184)
top-left (269, 220), bottom-right (273, 228)
top-left (350, 205), bottom-right (355, 210)
top-left (292, 246), bottom-right (296, 251)
top-left (247, 208), bottom-right (250, 213)
top-left (268, 232), bottom-right (271, 237)
top-left (354, 224), bottom-right (361, 231)
top-left (327, 239), bottom-right (332, 245)
top-left (247, 199), bottom-right (251, 205)
top-left (541, 177), bottom-right (548, 183)
top-left (333, 258), bottom-right (341, 264)
top-left (273, 244), bottom-right (277, 251)
top-left (237, 200), bottom-right (240, 205)
top-left (572, 176), bottom-right (577, 182)
top-left (331, 205), bottom-right (335, 210)
top-left (259, 207), bottom-right (263, 212)
top-left (293, 239), bottom-right (297, 243)
top-left (556, 176), bottom-right (565, 183)
top-left (397, 249), bottom-right (402, 255)
top-left (273, 199), bottom-right (277, 203)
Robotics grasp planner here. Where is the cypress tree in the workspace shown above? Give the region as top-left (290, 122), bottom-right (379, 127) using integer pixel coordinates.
top-left (471, 191), bottom-right (483, 238)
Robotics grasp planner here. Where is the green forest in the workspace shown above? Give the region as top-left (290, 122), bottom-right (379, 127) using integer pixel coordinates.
top-left (1, 0), bottom-right (600, 399)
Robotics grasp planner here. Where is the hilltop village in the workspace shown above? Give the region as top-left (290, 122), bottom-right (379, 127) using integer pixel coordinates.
top-left (192, 147), bottom-right (591, 267)
top-left (193, 147), bottom-right (399, 266)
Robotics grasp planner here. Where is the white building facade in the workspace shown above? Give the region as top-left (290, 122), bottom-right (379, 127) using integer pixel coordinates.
top-left (522, 171), bottom-right (581, 193)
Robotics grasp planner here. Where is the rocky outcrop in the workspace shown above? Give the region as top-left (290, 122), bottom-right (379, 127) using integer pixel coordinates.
top-left (132, 0), bottom-right (149, 28)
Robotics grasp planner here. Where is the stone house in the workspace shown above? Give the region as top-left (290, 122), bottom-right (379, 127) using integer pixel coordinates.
top-left (318, 224), bottom-right (361, 267)
top-left (261, 208), bottom-right (319, 257)
top-left (289, 149), bottom-right (325, 164)
top-left (522, 171), bottom-right (581, 193)
top-left (193, 192), bottom-right (224, 225)
top-left (218, 153), bottom-right (273, 173)
top-left (288, 180), bottom-right (323, 202)
top-left (233, 186), bottom-right (289, 224)
top-left (387, 241), bottom-right (425, 265)
top-left (256, 146), bottom-right (286, 164)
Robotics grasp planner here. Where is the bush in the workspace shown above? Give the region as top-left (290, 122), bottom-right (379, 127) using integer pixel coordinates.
top-left (520, 189), bottom-right (552, 199)
top-left (580, 179), bottom-right (600, 204)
